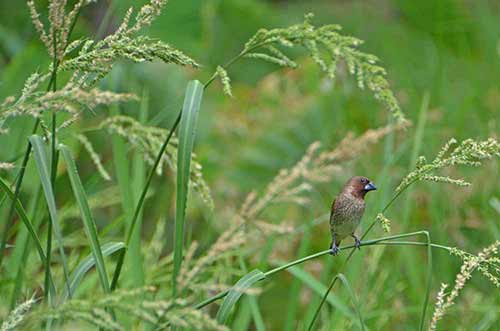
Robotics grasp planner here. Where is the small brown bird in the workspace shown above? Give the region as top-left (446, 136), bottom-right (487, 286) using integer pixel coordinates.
top-left (329, 176), bottom-right (377, 255)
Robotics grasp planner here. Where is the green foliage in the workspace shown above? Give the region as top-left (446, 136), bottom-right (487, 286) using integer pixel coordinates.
top-left (59, 144), bottom-right (110, 294)
top-left (0, 79), bottom-right (135, 127)
top-left (216, 269), bottom-right (266, 324)
top-left (59, 35), bottom-right (198, 87)
top-left (0, 0), bottom-right (498, 330)
top-left (1, 296), bottom-right (36, 331)
top-left (396, 138), bottom-right (500, 192)
top-left (0, 178), bottom-right (49, 274)
top-left (429, 241), bottom-right (500, 330)
top-left (28, 287), bottom-right (228, 331)
top-left (1, 0), bottom-right (198, 135)
top-left (29, 135), bottom-right (71, 298)
top-left (306, 273), bottom-right (366, 331)
top-left (241, 13), bottom-right (405, 122)
top-left (98, 115), bottom-right (212, 207)
top-left (172, 80), bottom-right (204, 300)
top-left (61, 242), bottom-right (125, 302)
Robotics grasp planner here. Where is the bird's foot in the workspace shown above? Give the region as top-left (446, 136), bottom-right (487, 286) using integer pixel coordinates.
top-left (353, 237), bottom-right (361, 250)
top-left (329, 242), bottom-right (340, 256)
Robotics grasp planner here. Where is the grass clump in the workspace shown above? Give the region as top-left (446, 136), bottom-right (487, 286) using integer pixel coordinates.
top-left (397, 138), bottom-right (500, 192)
top-left (0, 0), bottom-right (498, 330)
top-left (429, 241), bottom-right (500, 331)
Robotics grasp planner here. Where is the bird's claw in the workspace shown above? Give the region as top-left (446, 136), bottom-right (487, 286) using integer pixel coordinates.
top-left (329, 243), bottom-right (340, 256)
top-left (354, 237), bottom-right (361, 250)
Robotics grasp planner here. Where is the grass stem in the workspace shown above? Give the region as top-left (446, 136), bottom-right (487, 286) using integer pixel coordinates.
top-left (191, 234), bottom-right (449, 312)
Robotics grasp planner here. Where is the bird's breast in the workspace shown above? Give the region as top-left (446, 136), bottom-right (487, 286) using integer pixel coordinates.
top-left (330, 195), bottom-right (365, 236)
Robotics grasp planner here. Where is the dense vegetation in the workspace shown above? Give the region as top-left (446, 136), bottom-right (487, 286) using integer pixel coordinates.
top-left (0, 1), bottom-right (499, 330)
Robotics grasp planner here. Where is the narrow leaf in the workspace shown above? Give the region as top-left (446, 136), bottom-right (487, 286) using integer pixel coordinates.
top-left (0, 177), bottom-right (56, 298)
top-left (336, 274), bottom-right (366, 331)
top-left (172, 80), bottom-right (204, 297)
top-left (305, 272), bottom-right (365, 331)
top-left (9, 187), bottom-right (43, 308)
top-left (29, 135), bottom-right (71, 296)
top-left (216, 269), bottom-right (266, 324)
top-left (61, 242), bottom-right (125, 301)
top-left (59, 144), bottom-right (110, 294)
top-left (286, 266), bottom-right (355, 320)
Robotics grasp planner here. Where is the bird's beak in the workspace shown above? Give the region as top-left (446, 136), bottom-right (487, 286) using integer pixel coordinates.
top-left (364, 182), bottom-right (377, 191)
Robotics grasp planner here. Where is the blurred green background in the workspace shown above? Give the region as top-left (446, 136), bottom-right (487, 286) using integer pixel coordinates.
top-left (0, 0), bottom-right (499, 329)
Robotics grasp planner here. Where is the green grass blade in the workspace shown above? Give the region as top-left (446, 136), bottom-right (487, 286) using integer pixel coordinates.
top-left (45, 148), bottom-right (59, 308)
top-left (286, 266), bottom-right (355, 321)
top-left (0, 137), bottom-right (34, 269)
top-left (420, 231), bottom-right (433, 331)
top-left (231, 298), bottom-right (252, 330)
top-left (400, 93), bottom-right (430, 308)
top-left (9, 186), bottom-right (43, 308)
top-left (110, 106), bottom-right (182, 292)
top-left (110, 90), bottom-right (148, 289)
top-left (172, 80), bottom-right (204, 298)
top-left (237, 256), bottom-right (265, 331)
top-left (216, 269), bottom-right (266, 324)
top-left (59, 144), bottom-right (110, 294)
top-left (130, 88), bottom-right (148, 287)
top-left (0, 177), bottom-right (56, 298)
top-left (303, 257), bottom-right (335, 324)
top-left (284, 230), bottom-right (311, 331)
top-left (365, 230), bottom-right (433, 330)
top-left (336, 274), bottom-right (366, 331)
top-left (247, 294), bottom-right (265, 331)
top-left (61, 242), bottom-right (125, 302)
top-left (306, 273), bottom-right (366, 331)
top-left (30, 135), bottom-right (72, 297)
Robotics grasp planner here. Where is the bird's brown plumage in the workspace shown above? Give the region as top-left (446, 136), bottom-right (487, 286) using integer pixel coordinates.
top-left (329, 176), bottom-right (377, 254)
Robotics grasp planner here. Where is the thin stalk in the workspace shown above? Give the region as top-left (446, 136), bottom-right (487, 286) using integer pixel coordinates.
top-left (0, 3), bottom-right (83, 269)
top-left (307, 273), bottom-right (366, 331)
top-left (44, 222), bottom-right (53, 303)
top-left (399, 94), bottom-right (430, 310)
top-left (307, 275), bottom-right (338, 331)
top-left (191, 232), bottom-right (449, 312)
top-left (113, 43), bottom-right (265, 292)
top-left (44, 27), bottom-right (60, 305)
top-left (125, 111), bottom-right (181, 246)
top-left (307, 230), bottom-right (433, 330)
top-left (153, 45), bottom-right (270, 331)
top-left (96, 0), bottom-right (116, 40)
top-left (110, 113), bottom-right (180, 292)
top-left (284, 229), bottom-right (312, 331)
top-left (7, 3), bottom-right (83, 305)
top-left (9, 187), bottom-right (43, 308)
top-left (0, 121), bottom-right (40, 267)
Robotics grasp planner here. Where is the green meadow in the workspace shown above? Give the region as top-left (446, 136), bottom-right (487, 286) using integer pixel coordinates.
top-left (0, 0), bottom-right (498, 330)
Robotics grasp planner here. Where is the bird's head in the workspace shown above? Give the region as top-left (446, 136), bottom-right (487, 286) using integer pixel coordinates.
top-left (344, 176), bottom-right (377, 199)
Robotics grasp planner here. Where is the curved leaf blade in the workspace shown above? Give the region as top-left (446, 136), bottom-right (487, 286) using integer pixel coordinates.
top-left (0, 177), bottom-right (56, 298)
top-left (29, 135), bottom-right (71, 296)
top-left (305, 272), bottom-right (365, 331)
top-left (172, 80), bottom-right (204, 297)
top-left (61, 242), bottom-right (125, 301)
top-left (336, 273), bottom-right (366, 331)
top-left (216, 269), bottom-right (266, 324)
top-left (287, 266), bottom-right (354, 320)
top-left (59, 144), bottom-right (110, 294)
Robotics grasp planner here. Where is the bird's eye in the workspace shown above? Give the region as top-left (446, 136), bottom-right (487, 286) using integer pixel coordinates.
top-left (360, 178), bottom-right (367, 184)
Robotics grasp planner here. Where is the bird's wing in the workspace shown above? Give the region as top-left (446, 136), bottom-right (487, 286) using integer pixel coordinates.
top-left (329, 198), bottom-right (336, 222)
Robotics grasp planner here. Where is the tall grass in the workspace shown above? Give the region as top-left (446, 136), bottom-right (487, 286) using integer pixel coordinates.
top-left (0, 1), bottom-right (499, 330)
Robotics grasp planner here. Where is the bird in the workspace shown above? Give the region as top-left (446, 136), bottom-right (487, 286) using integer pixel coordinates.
top-left (329, 176), bottom-right (377, 255)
